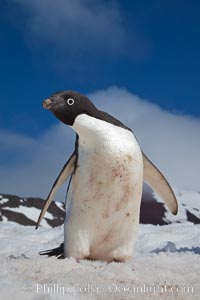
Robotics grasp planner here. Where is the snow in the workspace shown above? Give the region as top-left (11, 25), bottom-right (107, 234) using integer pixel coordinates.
top-left (0, 222), bottom-right (199, 300)
top-left (7, 206), bottom-right (54, 222)
top-left (0, 197), bottom-right (9, 204)
top-left (1, 215), bottom-right (8, 222)
top-left (55, 201), bottom-right (65, 211)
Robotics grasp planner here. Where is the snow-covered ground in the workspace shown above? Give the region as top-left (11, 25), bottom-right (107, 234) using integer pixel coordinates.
top-left (1, 221), bottom-right (200, 300)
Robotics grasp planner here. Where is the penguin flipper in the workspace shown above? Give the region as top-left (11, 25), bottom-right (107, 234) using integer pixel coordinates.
top-left (36, 153), bottom-right (76, 229)
top-left (143, 152), bottom-right (178, 215)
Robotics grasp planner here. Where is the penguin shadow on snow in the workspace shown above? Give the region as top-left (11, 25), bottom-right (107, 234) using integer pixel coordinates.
top-left (151, 241), bottom-right (200, 255)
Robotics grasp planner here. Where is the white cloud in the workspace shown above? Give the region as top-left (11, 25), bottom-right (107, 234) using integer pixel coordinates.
top-left (9, 0), bottom-right (130, 55)
top-left (90, 87), bottom-right (200, 191)
top-left (0, 124), bottom-right (75, 199)
top-left (0, 87), bottom-right (200, 200)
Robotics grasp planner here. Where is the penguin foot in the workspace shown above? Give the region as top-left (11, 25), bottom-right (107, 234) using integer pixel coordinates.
top-left (39, 243), bottom-right (64, 259)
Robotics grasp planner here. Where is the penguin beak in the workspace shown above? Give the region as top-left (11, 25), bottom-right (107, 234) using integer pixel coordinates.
top-left (43, 98), bottom-right (53, 110)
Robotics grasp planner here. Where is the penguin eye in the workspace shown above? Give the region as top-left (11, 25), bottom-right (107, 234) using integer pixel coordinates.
top-left (67, 98), bottom-right (75, 106)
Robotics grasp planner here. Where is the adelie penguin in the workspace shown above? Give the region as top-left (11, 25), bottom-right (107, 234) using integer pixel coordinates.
top-left (36, 90), bottom-right (178, 262)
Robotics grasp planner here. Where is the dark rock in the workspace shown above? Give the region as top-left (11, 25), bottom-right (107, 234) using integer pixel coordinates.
top-left (0, 191), bottom-right (200, 227)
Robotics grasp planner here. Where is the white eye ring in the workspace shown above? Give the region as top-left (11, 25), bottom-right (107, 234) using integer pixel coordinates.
top-left (67, 98), bottom-right (74, 105)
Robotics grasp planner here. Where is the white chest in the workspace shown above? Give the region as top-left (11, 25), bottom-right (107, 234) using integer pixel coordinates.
top-left (64, 114), bottom-right (143, 260)
top-left (68, 114), bottom-right (143, 218)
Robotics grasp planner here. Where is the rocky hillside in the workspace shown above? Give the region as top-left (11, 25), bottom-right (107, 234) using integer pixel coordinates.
top-left (1, 189), bottom-right (199, 227)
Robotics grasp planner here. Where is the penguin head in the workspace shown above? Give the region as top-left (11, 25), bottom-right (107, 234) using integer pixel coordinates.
top-left (43, 90), bottom-right (97, 126)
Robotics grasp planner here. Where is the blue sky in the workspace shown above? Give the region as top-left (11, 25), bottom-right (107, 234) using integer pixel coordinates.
top-left (1, 0), bottom-right (200, 137)
top-left (0, 0), bottom-right (200, 196)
